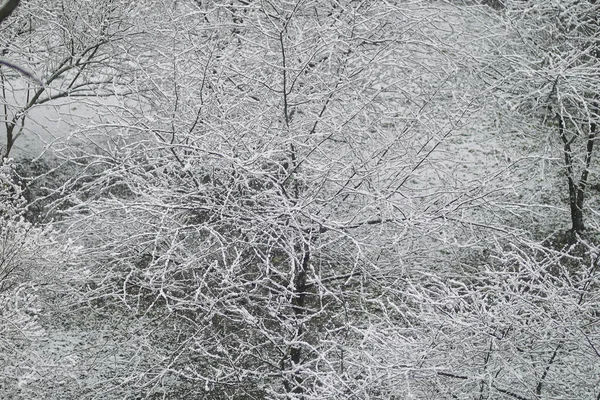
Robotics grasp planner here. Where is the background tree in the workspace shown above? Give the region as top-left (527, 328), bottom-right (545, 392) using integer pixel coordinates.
top-left (482, 0), bottom-right (600, 233)
top-left (375, 2), bottom-right (600, 398)
top-left (0, 0), bottom-right (142, 158)
top-left (0, 0), bottom-right (40, 83)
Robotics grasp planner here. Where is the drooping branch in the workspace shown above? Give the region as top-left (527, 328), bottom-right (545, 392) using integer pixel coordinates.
top-left (0, 57), bottom-right (42, 85)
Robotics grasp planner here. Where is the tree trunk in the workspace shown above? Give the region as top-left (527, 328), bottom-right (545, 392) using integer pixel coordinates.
top-left (286, 242), bottom-right (310, 397)
top-left (571, 199), bottom-right (585, 233)
top-left (558, 114), bottom-right (596, 233)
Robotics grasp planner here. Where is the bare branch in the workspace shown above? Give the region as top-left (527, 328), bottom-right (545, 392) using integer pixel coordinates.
top-left (0, 57), bottom-right (43, 86)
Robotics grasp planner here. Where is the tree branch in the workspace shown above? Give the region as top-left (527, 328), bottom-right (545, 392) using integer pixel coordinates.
top-left (0, 0), bottom-right (19, 24)
top-left (0, 57), bottom-right (42, 85)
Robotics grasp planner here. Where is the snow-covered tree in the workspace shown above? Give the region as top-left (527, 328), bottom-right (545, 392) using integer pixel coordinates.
top-left (3, 0), bottom-right (595, 398)
top-left (0, 0), bottom-right (144, 158)
top-left (52, 0), bottom-right (491, 397)
top-left (482, 0), bottom-right (600, 233)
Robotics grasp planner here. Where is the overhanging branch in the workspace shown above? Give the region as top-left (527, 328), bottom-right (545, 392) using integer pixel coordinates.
top-left (0, 57), bottom-right (42, 86)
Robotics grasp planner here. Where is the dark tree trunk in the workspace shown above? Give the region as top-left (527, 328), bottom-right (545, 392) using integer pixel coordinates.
top-left (558, 114), bottom-right (596, 233)
top-left (570, 201), bottom-right (585, 233)
top-left (283, 241), bottom-right (310, 397)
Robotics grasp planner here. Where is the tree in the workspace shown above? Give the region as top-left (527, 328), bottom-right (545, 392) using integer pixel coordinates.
top-left (483, 0), bottom-right (600, 233)
top-left (52, 0), bottom-right (490, 398)
top-left (0, 0), bottom-right (41, 83)
top-left (0, 0), bottom-right (142, 158)
top-left (366, 2), bottom-right (600, 396)
top-left (7, 0), bottom-right (596, 398)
